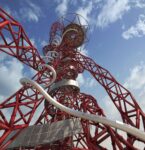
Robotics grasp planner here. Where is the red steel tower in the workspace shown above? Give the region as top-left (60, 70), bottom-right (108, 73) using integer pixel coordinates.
top-left (0, 8), bottom-right (145, 150)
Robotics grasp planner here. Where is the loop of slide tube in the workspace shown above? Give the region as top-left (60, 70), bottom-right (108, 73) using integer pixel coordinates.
top-left (20, 65), bottom-right (145, 142)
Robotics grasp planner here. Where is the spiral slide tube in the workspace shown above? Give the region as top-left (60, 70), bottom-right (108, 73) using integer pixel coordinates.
top-left (20, 66), bottom-right (145, 142)
top-left (51, 28), bottom-right (78, 46)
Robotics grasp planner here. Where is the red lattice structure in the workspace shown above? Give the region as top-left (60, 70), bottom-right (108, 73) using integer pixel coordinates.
top-left (0, 8), bottom-right (145, 150)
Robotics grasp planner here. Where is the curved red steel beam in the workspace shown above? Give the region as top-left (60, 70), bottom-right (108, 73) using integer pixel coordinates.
top-left (0, 7), bottom-right (44, 71)
top-left (73, 51), bottom-right (145, 144)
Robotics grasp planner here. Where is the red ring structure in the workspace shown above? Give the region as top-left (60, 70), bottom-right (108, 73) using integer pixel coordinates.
top-left (62, 23), bottom-right (85, 48)
top-left (0, 7), bottom-right (145, 150)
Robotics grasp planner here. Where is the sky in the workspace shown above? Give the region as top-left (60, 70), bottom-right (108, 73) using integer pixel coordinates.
top-left (1, 0), bottom-right (145, 148)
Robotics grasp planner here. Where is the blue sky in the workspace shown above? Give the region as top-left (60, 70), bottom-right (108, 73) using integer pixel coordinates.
top-left (0, 0), bottom-right (145, 148)
top-left (1, 0), bottom-right (145, 147)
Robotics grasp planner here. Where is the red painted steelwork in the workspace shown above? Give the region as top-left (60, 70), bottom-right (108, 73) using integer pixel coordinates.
top-left (0, 7), bottom-right (44, 70)
top-left (0, 8), bottom-right (145, 150)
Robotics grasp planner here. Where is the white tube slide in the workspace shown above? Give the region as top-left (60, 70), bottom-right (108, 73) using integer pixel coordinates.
top-left (20, 66), bottom-right (145, 142)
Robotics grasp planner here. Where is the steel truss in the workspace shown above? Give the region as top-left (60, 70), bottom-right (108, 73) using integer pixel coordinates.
top-left (0, 7), bottom-right (145, 150)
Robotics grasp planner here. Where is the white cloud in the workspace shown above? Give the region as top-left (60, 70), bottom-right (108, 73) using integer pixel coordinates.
top-left (100, 63), bottom-right (145, 148)
top-left (77, 45), bottom-right (88, 56)
top-left (3, 6), bottom-right (19, 19)
top-left (55, 0), bottom-right (68, 16)
top-left (0, 55), bottom-right (24, 100)
top-left (102, 96), bottom-right (122, 121)
top-left (80, 48), bottom-right (88, 56)
top-left (77, 74), bottom-right (96, 88)
top-left (123, 62), bottom-right (145, 112)
top-left (100, 62), bottom-right (145, 148)
top-left (76, 1), bottom-right (93, 25)
top-left (124, 62), bottom-right (145, 90)
top-left (77, 74), bottom-right (85, 86)
top-left (20, 1), bottom-right (42, 22)
top-left (30, 38), bottom-right (35, 45)
top-left (41, 40), bottom-right (47, 47)
top-left (122, 14), bottom-right (145, 39)
top-left (0, 54), bottom-right (39, 125)
top-left (138, 85), bottom-right (145, 106)
top-left (131, 0), bottom-right (145, 8)
top-left (3, 2), bottom-right (43, 23)
top-left (101, 61), bottom-right (145, 121)
top-left (30, 38), bottom-right (37, 47)
top-left (96, 0), bottom-right (130, 28)
top-left (3, 6), bottom-right (12, 15)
